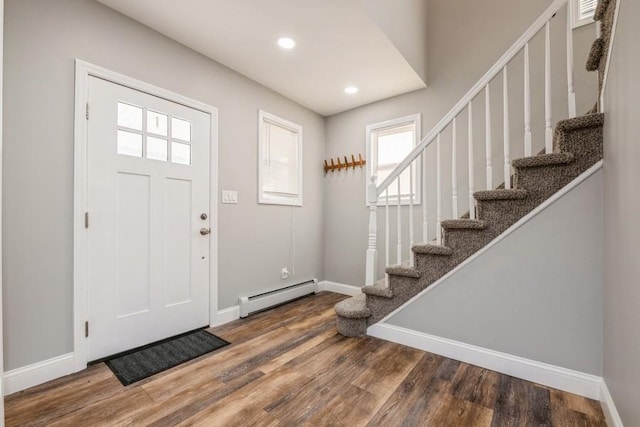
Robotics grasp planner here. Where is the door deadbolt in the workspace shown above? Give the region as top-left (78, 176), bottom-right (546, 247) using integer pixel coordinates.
top-left (200, 227), bottom-right (211, 236)
top-left (200, 213), bottom-right (208, 220)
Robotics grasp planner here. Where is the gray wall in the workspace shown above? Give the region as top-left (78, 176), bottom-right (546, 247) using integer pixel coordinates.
top-left (323, 0), bottom-right (597, 286)
top-left (2, 0), bottom-right (325, 370)
top-left (363, 0), bottom-right (428, 83)
top-left (602, 0), bottom-right (640, 423)
top-left (387, 169), bottom-right (604, 375)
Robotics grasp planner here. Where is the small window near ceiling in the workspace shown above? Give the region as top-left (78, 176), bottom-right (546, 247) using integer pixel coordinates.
top-left (258, 110), bottom-right (303, 206)
top-left (366, 114), bottom-right (421, 206)
top-left (571, 0), bottom-right (597, 28)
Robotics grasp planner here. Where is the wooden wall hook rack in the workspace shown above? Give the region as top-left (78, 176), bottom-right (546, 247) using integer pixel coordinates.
top-left (323, 153), bottom-right (366, 173)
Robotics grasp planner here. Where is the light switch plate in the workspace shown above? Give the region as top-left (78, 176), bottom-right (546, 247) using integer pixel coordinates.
top-left (222, 190), bottom-right (238, 204)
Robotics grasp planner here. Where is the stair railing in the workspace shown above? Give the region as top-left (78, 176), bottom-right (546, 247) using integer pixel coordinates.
top-left (366, 0), bottom-right (580, 286)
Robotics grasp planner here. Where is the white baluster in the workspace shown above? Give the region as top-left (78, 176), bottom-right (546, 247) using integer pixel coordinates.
top-left (452, 118), bottom-right (459, 218)
top-left (524, 43), bottom-right (532, 157)
top-left (566, 6), bottom-right (576, 118)
top-left (545, 21), bottom-right (553, 153)
top-left (409, 162), bottom-right (415, 267)
top-left (503, 66), bottom-right (511, 190)
top-left (365, 175), bottom-right (377, 286)
top-left (397, 177), bottom-right (402, 265)
top-left (485, 84), bottom-right (493, 190)
top-left (436, 134), bottom-right (443, 245)
top-left (422, 151), bottom-right (428, 243)
top-left (385, 188), bottom-right (390, 287)
top-left (468, 102), bottom-right (476, 220)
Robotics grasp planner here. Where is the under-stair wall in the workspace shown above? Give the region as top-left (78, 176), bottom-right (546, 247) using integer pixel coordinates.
top-left (377, 167), bottom-right (603, 376)
top-left (602, 0), bottom-right (640, 424)
top-left (324, 0), bottom-right (597, 287)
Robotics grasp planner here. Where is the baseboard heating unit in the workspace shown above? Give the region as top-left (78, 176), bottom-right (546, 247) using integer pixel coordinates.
top-left (238, 279), bottom-right (318, 318)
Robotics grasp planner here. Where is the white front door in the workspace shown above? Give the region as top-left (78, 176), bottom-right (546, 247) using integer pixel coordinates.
top-left (87, 76), bottom-right (211, 361)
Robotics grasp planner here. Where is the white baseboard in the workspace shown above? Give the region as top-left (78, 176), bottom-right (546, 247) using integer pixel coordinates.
top-left (368, 323), bottom-right (602, 400)
top-left (3, 352), bottom-right (75, 395)
top-left (212, 305), bottom-right (240, 327)
top-left (317, 281), bottom-right (362, 296)
top-left (600, 380), bottom-right (624, 427)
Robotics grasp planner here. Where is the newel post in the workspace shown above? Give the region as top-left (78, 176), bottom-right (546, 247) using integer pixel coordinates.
top-left (365, 175), bottom-right (378, 286)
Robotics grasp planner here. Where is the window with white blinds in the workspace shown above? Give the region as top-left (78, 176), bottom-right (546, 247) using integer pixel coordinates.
top-left (572, 0), bottom-right (597, 28)
top-left (258, 110), bottom-right (303, 206)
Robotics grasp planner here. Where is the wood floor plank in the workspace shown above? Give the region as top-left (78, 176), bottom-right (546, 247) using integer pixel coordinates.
top-left (176, 367), bottom-right (313, 426)
top-left (550, 405), bottom-right (608, 427)
top-left (549, 388), bottom-right (606, 421)
top-left (5, 364), bottom-right (121, 427)
top-left (141, 325), bottom-right (300, 402)
top-left (145, 370), bottom-right (264, 427)
top-left (264, 338), bottom-right (382, 425)
top-left (351, 341), bottom-right (424, 400)
top-left (303, 383), bottom-right (381, 427)
top-left (4, 292), bottom-right (607, 426)
top-left (47, 386), bottom-right (155, 426)
top-left (217, 321), bottom-right (334, 383)
top-left (490, 375), bottom-right (552, 427)
top-left (425, 393), bottom-right (494, 427)
top-left (259, 327), bottom-right (337, 374)
top-left (366, 353), bottom-right (448, 426)
top-left (450, 363), bottom-right (501, 409)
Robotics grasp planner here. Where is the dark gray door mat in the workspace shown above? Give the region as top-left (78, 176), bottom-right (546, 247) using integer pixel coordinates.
top-left (101, 329), bottom-right (230, 386)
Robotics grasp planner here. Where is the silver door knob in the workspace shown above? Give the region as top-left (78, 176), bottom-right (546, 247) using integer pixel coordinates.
top-left (200, 227), bottom-right (211, 236)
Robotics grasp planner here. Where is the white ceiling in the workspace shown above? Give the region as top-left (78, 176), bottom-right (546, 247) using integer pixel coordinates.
top-left (97, 0), bottom-right (427, 116)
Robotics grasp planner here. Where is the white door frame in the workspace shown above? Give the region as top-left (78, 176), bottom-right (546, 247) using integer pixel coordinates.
top-left (73, 60), bottom-right (219, 372)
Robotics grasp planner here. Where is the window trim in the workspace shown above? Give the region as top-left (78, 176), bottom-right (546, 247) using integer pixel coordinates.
top-left (570, 0), bottom-right (597, 29)
top-left (258, 109), bottom-right (303, 206)
top-left (365, 113), bottom-right (421, 206)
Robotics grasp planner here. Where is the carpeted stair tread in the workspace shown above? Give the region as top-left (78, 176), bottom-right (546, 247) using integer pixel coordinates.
top-left (594, 0), bottom-right (609, 20)
top-left (554, 114), bottom-right (605, 159)
top-left (512, 153), bottom-right (574, 168)
top-left (586, 38), bottom-right (604, 71)
top-left (555, 113), bottom-right (604, 134)
top-left (362, 283), bottom-right (394, 299)
top-left (386, 265), bottom-right (422, 278)
top-left (412, 244), bottom-right (454, 256)
top-left (334, 294), bottom-right (371, 319)
top-left (474, 189), bottom-right (528, 201)
top-left (441, 219), bottom-right (486, 230)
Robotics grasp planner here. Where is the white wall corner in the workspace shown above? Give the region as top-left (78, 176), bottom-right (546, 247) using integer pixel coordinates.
top-left (600, 380), bottom-right (625, 427)
top-left (317, 281), bottom-right (363, 296)
top-left (3, 353), bottom-right (75, 396)
top-left (212, 305), bottom-right (240, 327)
top-left (368, 323), bottom-right (603, 400)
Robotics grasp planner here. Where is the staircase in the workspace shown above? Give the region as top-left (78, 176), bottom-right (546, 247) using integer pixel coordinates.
top-left (335, 0), bottom-right (616, 337)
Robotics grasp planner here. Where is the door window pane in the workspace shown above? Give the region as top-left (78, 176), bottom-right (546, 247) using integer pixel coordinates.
top-left (147, 111), bottom-right (168, 136)
top-left (117, 130), bottom-right (143, 157)
top-left (171, 142), bottom-right (191, 165)
top-left (171, 117), bottom-right (191, 141)
top-left (147, 136), bottom-right (168, 162)
top-left (117, 102), bottom-right (143, 130)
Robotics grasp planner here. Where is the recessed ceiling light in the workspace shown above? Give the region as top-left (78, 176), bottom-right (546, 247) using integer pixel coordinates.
top-left (277, 37), bottom-right (296, 49)
top-left (344, 86), bottom-right (359, 94)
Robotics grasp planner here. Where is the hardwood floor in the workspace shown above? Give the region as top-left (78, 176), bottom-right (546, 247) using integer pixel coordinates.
top-left (5, 292), bottom-right (606, 426)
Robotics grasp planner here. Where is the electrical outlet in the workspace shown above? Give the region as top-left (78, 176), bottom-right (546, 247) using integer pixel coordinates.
top-left (281, 268), bottom-right (289, 280)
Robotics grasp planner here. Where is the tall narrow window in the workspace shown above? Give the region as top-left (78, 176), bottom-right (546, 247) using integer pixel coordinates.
top-left (258, 110), bottom-right (303, 206)
top-left (366, 114), bottom-right (421, 205)
top-left (571, 0), bottom-right (597, 28)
